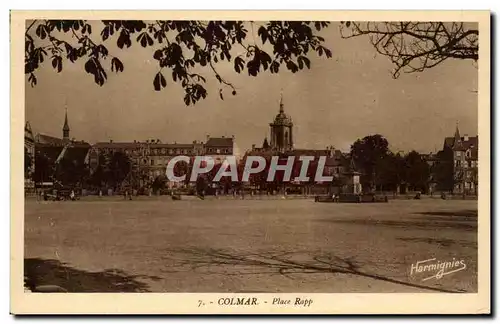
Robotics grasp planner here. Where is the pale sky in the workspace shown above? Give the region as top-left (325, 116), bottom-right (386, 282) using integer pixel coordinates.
top-left (25, 22), bottom-right (478, 153)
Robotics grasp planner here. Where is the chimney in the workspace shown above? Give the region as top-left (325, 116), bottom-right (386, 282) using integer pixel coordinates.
top-left (110, 139), bottom-right (113, 143)
top-left (252, 144), bottom-right (256, 150)
top-left (206, 134), bottom-right (210, 141)
top-left (222, 135), bottom-right (225, 138)
top-left (134, 140), bottom-right (136, 143)
top-left (464, 134), bottom-right (469, 141)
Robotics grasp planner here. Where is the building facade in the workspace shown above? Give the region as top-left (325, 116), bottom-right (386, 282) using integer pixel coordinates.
top-left (441, 125), bottom-right (478, 194)
top-left (90, 136), bottom-right (237, 188)
top-left (24, 121), bottom-right (35, 193)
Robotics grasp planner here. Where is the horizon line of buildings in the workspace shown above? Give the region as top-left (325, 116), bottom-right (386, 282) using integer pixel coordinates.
top-left (25, 94), bottom-right (479, 194)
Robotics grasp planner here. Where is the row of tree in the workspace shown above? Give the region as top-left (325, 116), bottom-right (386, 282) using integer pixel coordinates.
top-left (350, 134), bottom-right (431, 193)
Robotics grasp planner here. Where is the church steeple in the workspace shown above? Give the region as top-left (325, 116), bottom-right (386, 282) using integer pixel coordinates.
top-left (63, 107), bottom-right (70, 141)
top-left (454, 121), bottom-right (461, 144)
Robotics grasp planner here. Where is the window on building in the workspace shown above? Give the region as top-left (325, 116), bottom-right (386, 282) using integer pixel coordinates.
top-left (216, 149), bottom-right (221, 154)
top-left (456, 161), bottom-right (461, 167)
top-left (456, 151), bottom-right (462, 157)
top-left (151, 159), bottom-right (154, 166)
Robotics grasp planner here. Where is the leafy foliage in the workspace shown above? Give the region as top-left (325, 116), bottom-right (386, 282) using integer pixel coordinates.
top-left (25, 20), bottom-right (332, 105)
top-left (91, 151), bottom-right (131, 188)
top-left (350, 135), bottom-right (432, 192)
top-left (403, 150), bottom-right (430, 192)
top-left (350, 134), bottom-right (390, 189)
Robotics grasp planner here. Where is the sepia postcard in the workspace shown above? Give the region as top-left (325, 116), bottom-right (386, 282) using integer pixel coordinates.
top-left (11, 10), bottom-right (490, 315)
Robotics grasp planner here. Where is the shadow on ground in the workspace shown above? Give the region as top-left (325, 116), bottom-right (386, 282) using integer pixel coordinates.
top-left (398, 237), bottom-right (477, 249)
top-left (24, 258), bottom-right (161, 292)
top-left (162, 248), bottom-right (470, 293)
top-left (414, 209), bottom-right (478, 218)
top-left (316, 209), bottom-right (477, 231)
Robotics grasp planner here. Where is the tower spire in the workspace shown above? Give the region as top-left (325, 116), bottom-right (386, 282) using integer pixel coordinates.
top-left (63, 106), bottom-right (70, 140)
top-left (454, 121), bottom-right (460, 140)
top-left (279, 89), bottom-right (284, 113)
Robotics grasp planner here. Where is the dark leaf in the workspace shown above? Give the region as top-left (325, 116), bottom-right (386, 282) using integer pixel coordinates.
top-left (160, 73), bottom-right (167, 87)
top-left (153, 49), bottom-right (163, 60)
top-left (64, 43), bottom-right (72, 53)
top-left (55, 56), bottom-right (62, 73)
top-left (51, 56), bottom-right (58, 70)
top-left (146, 33), bottom-right (154, 46)
top-left (258, 26), bottom-right (268, 44)
top-left (84, 58), bottom-right (96, 74)
top-left (97, 45), bottom-right (109, 57)
top-left (36, 25), bottom-right (47, 40)
top-left (300, 56), bottom-right (311, 69)
top-left (101, 26), bottom-right (110, 41)
top-left (270, 61), bottom-right (279, 74)
top-left (111, 57), bottom-right (124, 73)
top-left (286, 61), bottom-right (298, 73)
top-left (234, 56), bottom-right (244, 73)
top-left (117, 30), bottom-right (131, 49)
top-left (153, 71), bottom-right (166, 91)
top-left (324, 48), bottom-right (332, 58)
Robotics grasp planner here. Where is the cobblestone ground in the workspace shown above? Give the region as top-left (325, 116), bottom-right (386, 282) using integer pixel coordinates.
top-left (24, 197), bottom-right (478, 293)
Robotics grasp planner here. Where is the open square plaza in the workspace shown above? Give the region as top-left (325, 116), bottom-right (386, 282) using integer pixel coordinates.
top-left (24, 198), bottom-right (477, 293)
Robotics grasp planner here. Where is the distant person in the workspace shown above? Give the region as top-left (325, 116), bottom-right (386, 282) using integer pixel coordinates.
top-left (99, 190), bottom-right (102, 198)
top-left (70, 190), bottom-right (75, 201)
